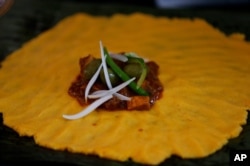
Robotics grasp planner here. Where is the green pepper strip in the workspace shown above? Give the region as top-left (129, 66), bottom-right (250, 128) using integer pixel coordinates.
top-left (126, 54), bottom-right (147, 89)
top-left (104, 47), bottom-right (149, 96)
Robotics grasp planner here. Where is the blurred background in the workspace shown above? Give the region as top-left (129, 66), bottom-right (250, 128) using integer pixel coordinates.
top-left (63, 0), bottom-right (250, 8)
top-left (1, 0), bottom-right (250, 13)
top-left (1, 0), bottom-right (250, 64)
top-left (1, 0), bottom-right (250, 62)
top-left (154, 0), bottom-right (250, 8)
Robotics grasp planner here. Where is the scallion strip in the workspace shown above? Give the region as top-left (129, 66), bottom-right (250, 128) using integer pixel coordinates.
top-left (104, 47), bottom-right (149, 96)
top-left (99, 41), bottom-right (132, 100)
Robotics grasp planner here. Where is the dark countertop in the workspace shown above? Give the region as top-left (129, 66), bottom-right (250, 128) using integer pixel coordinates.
top-left (1, 0), bottom-right (250, 59)
top-left (0, 0), bottom-right (250, 166)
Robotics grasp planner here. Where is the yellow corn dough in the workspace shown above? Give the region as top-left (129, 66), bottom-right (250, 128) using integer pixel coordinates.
top-left (0, 13), bottom-right (250, 165)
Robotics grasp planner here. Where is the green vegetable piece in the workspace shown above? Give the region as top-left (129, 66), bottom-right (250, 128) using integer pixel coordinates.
top-left (104, 47), bottom-right (149, 96)
top-left (123, 63), bottom-right (142, 78)
top-left (100, 68), bottom-right (120, 86)
top-left (125, 54), bottom-right (148, 88)
top-left (83, 59), bottom-right (102, 80)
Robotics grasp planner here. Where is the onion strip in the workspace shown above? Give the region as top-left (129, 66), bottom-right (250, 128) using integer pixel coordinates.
top-left (88, 77), bottom-right (135, 99)
top-left (125, 52), bottom-right (149, 62)
top-left (90, 90), bottom-right (131, 101)
top-left (110, 53), bottom-right (128, 62)
top-left (63, 95), bottom-right (113, 120)
top-left (63, 77), bottom-right (135, 120)
top-left (84, 62), bottom-right (103, 102)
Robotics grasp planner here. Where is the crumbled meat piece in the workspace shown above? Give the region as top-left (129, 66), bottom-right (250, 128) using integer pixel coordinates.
top-left (127, 96), bottom-right (151, 110)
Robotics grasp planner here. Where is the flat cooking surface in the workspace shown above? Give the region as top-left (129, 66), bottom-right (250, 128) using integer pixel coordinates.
top-left (0, 0), bottom-right (250, 165)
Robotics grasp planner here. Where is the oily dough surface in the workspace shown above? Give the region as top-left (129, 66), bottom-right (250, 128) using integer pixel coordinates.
top-left (0, 13), bottom-right (250, 165)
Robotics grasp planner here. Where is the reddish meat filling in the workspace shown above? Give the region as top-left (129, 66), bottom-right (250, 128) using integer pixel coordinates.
top-left (68, 55), bottom-right (164, 110)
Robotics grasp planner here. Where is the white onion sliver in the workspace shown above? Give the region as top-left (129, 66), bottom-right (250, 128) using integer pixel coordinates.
top-left (84, 63), bottom-right (103, 102)
top-left (88, 90), bottom-right (131, 101)
top-left (63, 95), bottom-right (113, 120)
top-left (88, 77), bottom-right (135, 99)
top-left (126, 52), bottom-right (149, 62)
top-left (88, 90), bottom-right (109, 99)
top-left (90, 90), bottom-right (108, 96)
top-left (110, 53), bottom-right (128, 62)
top-left (108, 77), bottom-right (135, 94)
top-left (114, 93), bottom-right (131, 101)
top-left (100, 41), bottom-right (112, 89)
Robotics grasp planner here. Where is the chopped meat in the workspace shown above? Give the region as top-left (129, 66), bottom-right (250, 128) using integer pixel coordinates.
top-left (127, 96), bottom-right (150, 110)
top-left (68, 55), bottom-right (164, 110)
top-left (102, 96), bottom-right (127, 110)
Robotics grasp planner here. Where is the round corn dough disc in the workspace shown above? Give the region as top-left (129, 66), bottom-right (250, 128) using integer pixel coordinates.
top-left (0, 13), bottom-right (249, 165)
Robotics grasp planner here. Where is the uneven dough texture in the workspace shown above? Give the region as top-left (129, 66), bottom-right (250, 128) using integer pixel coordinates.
top-left (0, 13), bottom-right (250, 165)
